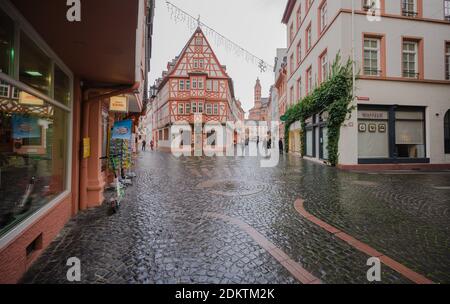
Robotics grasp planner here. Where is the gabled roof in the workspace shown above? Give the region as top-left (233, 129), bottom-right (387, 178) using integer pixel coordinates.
top-left (157, 27), bottom-right (236, 99)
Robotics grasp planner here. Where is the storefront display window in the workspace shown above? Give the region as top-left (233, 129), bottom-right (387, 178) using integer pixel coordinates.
top-left (395, 111), bottom-right (425, 158)
top-left (306, 129), bottom-right (313, 157)
top-left (19, 31), bottom-right (52, 96)
top-left (358, 106), bottom-right (426, 163)
top-left (358, 110), bottom-right (389, 158)
top-left (0, 84), bottom-right (68, 236)
top-left (0, 9), bottom-right (15, 76)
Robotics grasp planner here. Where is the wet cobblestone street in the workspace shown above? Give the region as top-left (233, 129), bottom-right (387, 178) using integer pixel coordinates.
top-left (21, 151), bottom-right (450, 284)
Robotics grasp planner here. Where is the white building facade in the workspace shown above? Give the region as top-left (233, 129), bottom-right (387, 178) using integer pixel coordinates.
top-left (282, 0), bottom-right (450, 169)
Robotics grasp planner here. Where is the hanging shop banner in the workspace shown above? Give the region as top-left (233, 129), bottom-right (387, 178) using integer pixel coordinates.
top-left (12, 115), bottom-right (40, 139)
top-left (111, 119), bottom-right (133, 140)
top-left (110, 96), bottom-right (128, 113)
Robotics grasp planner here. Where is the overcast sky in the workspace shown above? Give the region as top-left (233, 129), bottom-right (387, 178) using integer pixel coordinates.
top-left (149, 0), bottom-right (287, 114)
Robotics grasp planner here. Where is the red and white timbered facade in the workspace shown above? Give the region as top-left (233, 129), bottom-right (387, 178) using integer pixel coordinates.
top-left (153, 27), bottom-right (243, 150)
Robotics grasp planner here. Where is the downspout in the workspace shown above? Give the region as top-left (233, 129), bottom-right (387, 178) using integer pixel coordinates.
top-left (79, 82), bottom-right (140, 210)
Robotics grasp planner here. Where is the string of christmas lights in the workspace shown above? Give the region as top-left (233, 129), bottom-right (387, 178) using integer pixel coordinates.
top-left (165, 1), bottom-right (274, 73)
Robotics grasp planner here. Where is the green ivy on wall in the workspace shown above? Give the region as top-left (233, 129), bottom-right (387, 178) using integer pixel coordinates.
top-left (284, 54), bottom-right (354, 166)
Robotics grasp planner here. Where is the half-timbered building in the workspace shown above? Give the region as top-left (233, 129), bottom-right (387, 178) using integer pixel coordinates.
top-left (152, 27), bottom-right (244, 152)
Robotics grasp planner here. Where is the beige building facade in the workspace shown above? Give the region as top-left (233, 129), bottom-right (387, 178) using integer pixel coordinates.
top-left (282, 0), bottom-right (450, 168)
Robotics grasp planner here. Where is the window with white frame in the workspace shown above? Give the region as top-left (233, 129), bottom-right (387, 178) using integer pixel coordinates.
top-left (445, 0), bottom-right (450, 20)
top-left (178, 103), bottom-right (184, 115)
top-left (402, 40), bottom-right (419, 78)
top-left (297, 41), bottom-right (302, 66)
top-left (198, 102), bottom-right (203, 113)
top-left (402, 0), bottom-right (418, 17)
top-left (306, 25), bottom-right (312, 51)
top-left (192, 101), bottom-right (197, 113)
top-left (179, 80), bottom-right (184, 91)
top-left (320, 52), bottom-right (329, 82)
top-left (0, 81), bottom-right (10, 98)
top-left (185, 102), bottom-right (191, 114)
top-left (364, 37), bottom-right (381, 76)
top-left (446, 42), bottom-right (450, 80)
top-left (206, 80), bottom-right (212, 91)
top-left (320, 1), bottom-right (328, 33)
top-left (206, 103), bottom-right (212, 115)
top-left (213, 103), bottom-right (219, 115)
top-left (199, 59), bottom-right (204, 69)
top-left (192, 78), bottom-right (197, 89)
top-left (198, 78), bottom-right (204, 89)
top-left (193, 59), bottom-right (199, 69)
top-left (186, 80), bottom-right (190, 90)
top-left (307, 67), bottom-right (313, 94)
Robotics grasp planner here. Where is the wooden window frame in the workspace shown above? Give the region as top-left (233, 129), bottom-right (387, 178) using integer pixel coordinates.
top-left (362, 33), bottom-right (386, 77)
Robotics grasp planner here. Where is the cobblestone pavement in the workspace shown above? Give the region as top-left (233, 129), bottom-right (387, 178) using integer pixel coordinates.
top-left (21, 151), bottom-right (450, 284)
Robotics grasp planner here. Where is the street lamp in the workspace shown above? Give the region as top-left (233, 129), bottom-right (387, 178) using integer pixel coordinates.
top-left (150, 85), bottom-right (157, 98)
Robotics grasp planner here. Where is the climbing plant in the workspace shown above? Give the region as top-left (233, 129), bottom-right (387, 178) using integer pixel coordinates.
top-left (284, 53), bottom-right (354, 166)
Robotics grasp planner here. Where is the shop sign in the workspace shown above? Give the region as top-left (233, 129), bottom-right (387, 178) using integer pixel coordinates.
top-left (83, 138), bottom-right (90, 158)
top-left (358, 111), bottom-right (388, 120)
top-left (110, 96), bottom-right (128, 112)
top-left (111, 120), bottom-right (133, 140)
top-left (19, 91), bottom-right (44, 106)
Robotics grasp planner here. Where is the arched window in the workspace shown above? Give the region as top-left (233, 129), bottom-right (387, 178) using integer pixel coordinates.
top-left (445, 110), bottom-right (450, 154)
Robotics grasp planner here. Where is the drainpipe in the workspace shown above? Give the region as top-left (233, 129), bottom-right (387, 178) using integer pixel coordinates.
top-left (79, 82), bottom-right (140, 210)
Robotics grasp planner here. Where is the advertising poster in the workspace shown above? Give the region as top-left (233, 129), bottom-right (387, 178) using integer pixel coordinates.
top-left (111, 119), bottom-right (133, 140)
top-left (12, 115), bottom-right (40, 139)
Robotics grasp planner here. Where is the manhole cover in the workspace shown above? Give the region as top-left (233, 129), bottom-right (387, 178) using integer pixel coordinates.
top-left (196, 179), bottom-right (268, 197)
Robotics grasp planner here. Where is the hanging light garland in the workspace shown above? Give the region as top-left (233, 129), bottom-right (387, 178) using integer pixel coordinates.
top-left (165, 1), bottom-right (273, 73)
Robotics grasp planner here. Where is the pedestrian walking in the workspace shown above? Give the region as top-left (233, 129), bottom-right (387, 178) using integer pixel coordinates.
top-left (150, 139), bottom-right (154, 151)
top-left (142, 139), bottom-right (146, 152)
top-left (279, 138), bottom-right (284, 155)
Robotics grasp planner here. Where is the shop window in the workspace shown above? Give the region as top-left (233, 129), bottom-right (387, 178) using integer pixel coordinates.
top-left (0, 84), bottom-right (68, 236)
top-left (54, 65), bottom-right (71, 106)
top-left (0, 8), bottom-right (15, 76)
top-left (445, 110), bottom-right (450, 154)
top-left (358, 110), bottom-right (389, 158)
top-left (395, 111), bottom-right (425, 158)
top-left (305, 129), bottom-right (314, 157)
top-left (19, 32), bottom-right (52, 96)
